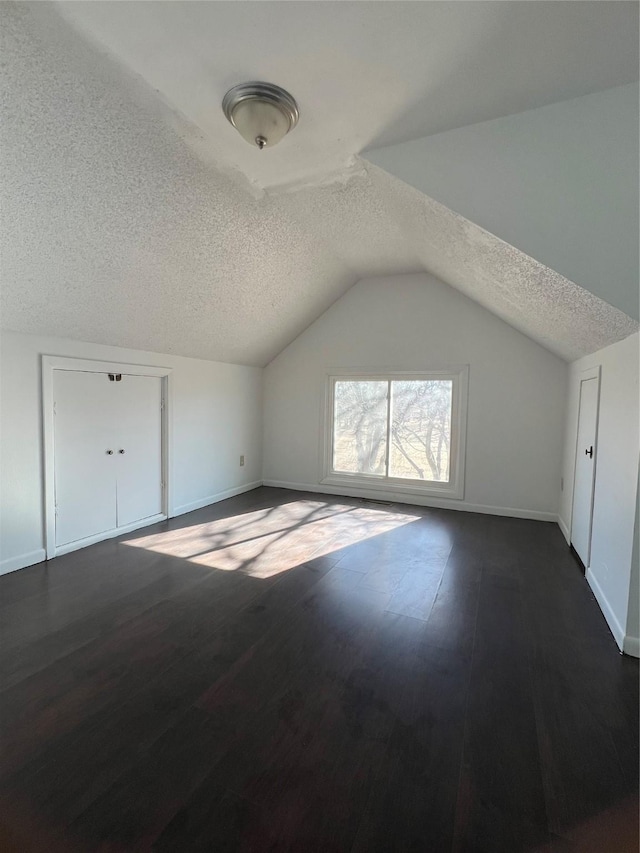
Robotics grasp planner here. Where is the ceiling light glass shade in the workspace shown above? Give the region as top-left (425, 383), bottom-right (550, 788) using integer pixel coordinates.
top-left (230, 100), bottom-right (290, 148)
top-left (222, 82), bottom-right (299, 149)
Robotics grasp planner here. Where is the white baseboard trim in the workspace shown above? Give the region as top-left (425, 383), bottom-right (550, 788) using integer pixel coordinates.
top-left (623, 635), bottom-right (640, 658)
top-left (586, 567), bottom-right (626, 652)
top-left (0, 548), bottom-right (47, 576)
top-left (1, 484), bottom-right (264, 576)
top-left (172, 480), bottom-right (262, 517)
top-left (53, 514), bottom-right (167, 557)
top-left (262, 480), bottom-right (557, 522)
top-left (558, 516), bottom-right (571, 545)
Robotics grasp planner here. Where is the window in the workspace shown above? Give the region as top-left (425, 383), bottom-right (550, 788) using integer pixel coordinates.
top-left (323, 369), bottom-right (468, 499)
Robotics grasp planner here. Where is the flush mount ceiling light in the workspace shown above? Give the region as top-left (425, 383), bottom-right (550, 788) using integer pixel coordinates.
top-left (222, 82), bottom-right (299, 150)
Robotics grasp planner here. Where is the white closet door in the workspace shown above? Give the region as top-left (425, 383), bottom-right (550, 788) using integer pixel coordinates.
top-left (114, 375), bottom-right (163, 527)
top-left (571, 375), bottom-right (599, 567)
top-left (54, 370), bottom-right (117, 547)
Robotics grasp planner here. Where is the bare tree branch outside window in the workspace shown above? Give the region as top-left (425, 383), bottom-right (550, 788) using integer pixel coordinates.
top-left (333, 381), bottom-right (387, 474)
top-left (390, 380), bottom-right (452, 481)
top-left (333, 379), bottom-right (452, 482)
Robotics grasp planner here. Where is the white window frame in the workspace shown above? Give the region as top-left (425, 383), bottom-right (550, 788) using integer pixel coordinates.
top-left (321, 367), bottom-right (468, 500)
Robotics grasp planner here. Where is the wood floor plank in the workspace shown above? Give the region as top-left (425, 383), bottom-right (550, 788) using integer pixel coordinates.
top-left (67, 576), bottom-right (391, 850)
top-left (1, 568), bottom-right (261, 777)
top-left (453, 573), bottom-right (552, 853)
top-left (528, 636), bottom-right (638, 840)
top-left (352, 637), bottom-right (473, 852)
top-left (152, 783), bottom-right (269, 853)
top-left (0, 556), bottom-right (338, 833)
top-left (0, 563), bottom-right (216, 691)
top-left (0, 487), bottom-right (637, 853)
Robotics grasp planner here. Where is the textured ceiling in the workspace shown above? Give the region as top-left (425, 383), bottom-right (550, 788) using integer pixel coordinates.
top-left (1, 2), bottom-right (637, 366)
top-left (364, 82), bottom-right (640, 320)
top-left (55, 0), bottom-right (639, 191)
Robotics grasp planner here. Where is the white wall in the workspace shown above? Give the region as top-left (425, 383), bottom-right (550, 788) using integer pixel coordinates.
top-left (263, 273), bottom-right (567, 519)
top-left (626, 469), bottom-right (640, 656)
top-left (365, 84), bottom-right (640, 320)
top-left (0, 330), bottom-right (262, 575)
top-left (559, 332), bottom-right (639, 654)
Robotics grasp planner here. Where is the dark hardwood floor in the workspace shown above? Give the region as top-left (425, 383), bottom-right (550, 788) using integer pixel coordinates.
top-left (1, 487), bottom-right (638, 852)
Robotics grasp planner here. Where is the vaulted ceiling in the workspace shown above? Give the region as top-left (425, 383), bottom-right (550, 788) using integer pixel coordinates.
top-left (1, 1), bottom-right (638, 366)
top-left (55, 0), bottom-right (639, 193)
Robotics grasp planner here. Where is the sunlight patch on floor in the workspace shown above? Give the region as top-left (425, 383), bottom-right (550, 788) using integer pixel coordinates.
top-left (122, 500), bottom-right (418, 577)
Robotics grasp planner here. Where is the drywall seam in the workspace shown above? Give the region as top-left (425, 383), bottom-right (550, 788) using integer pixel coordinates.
top-left (262, 480), bottom-right (557, 523)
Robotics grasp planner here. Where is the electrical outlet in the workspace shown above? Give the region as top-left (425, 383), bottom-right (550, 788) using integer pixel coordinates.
top-left (240, 455), bottom-right (245, 467)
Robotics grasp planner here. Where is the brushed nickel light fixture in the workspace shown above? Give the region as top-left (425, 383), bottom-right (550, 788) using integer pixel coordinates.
top-left (222, 82), bottom-right (299, 149)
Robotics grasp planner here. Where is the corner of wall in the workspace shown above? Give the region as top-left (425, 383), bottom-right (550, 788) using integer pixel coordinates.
top-left (585, 567), bottom-right (626, 653)
top-left (0, 549), bottom-right (46, 577)
top-left (623, 635), bottom-right (640, 658)
top-left (624, 459), bottom-right (640, 658)
top-left (557, 515), bottom-right (570, 545)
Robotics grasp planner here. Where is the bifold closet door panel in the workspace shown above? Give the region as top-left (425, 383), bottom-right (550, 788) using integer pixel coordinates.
top-left (53, 370), bottom-right (117, 547)
top-left (114, 375), bottom-right (163, 527)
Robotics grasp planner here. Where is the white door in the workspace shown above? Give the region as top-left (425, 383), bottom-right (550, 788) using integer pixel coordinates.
top-left (571, 374), bottom-right (599, 567)
top-left (114, 374), bottom-right (163, 527)
top-left (53, 370), bottom-right (117, 547)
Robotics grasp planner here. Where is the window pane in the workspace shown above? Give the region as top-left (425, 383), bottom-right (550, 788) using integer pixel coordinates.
top-left (333, 381), bottom-right (388, 475)
top-left (390, 380), bottom-right (452, 482)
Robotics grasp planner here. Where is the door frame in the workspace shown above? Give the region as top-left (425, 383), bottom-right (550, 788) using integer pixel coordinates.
top-left (42, 355), bottom-right (173, 559)
top-left (569, 364), bottom-right (601, 569)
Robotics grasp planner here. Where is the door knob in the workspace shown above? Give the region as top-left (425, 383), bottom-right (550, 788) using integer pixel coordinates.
top-left (106, 449), bottom-right (114, 455)
top-left (118, 449), bottom-right (125, 454)
top-left (585, 446), bottom-right (593, 458)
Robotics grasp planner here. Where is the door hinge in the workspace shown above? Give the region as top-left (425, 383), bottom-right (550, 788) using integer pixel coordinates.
top-left (53, 401), bottom-right (57, 415)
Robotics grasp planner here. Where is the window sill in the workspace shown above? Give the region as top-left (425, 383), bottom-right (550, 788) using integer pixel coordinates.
top-left (321, 473), bottom-right (464, 501)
